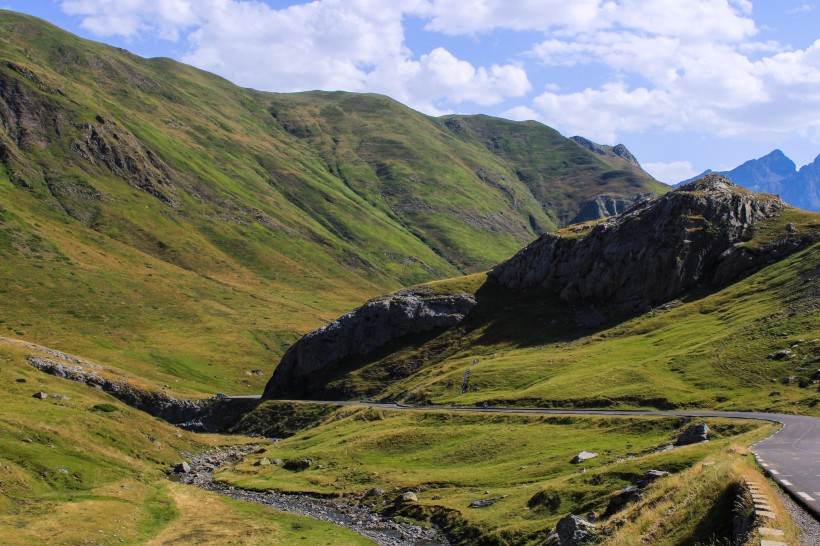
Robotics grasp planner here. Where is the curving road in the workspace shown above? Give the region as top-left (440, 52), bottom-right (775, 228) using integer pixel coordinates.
top-left (245, 398), bottom-right (819, 520)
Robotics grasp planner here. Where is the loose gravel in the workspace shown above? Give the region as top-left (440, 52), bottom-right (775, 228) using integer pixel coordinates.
top-left (772, 485), bottom-right (820, 546)
top-left (174, 445), bottom-right (449, 546)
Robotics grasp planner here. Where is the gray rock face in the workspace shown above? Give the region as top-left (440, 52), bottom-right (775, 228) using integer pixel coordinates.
top-left (676, 423), bottom-right (709, 446)
top-left (263, 289), bottom-right (476, 398)
top-left (570, 451), bottom-right (598, 464)
top-left (572, 193), bottom-right (654, 223)
top-left (490, 176), bottom-right (813, 311)
top-left (556, 514), bottom-right (596, 545)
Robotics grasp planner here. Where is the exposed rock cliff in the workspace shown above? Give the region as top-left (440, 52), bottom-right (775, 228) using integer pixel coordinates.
top-left (263, 289), bottom-right (476, 399)
top-left (571, 193), bottom-right (654, 223)
top-left (489, 175), bottom-right (815, 311)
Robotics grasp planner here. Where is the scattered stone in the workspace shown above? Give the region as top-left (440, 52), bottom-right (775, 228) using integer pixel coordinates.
top-left (58, 468), bottom-right (69, 474)
top-left (394, 491), bottom-right (418, 503)
top-left (675, 423), bottom-right (709, 446)
top-left (254, 458), bottom-right (270, 466)
top-left (556, 514), bottom-right (596, 546)
top-left (272, 458), bottom-right (283, 466)
top-left (786, 223), bottom-right (796, 233)
top-left (176, 446), bottom-right (447, 545)
top-left (174, 461), bottom-right (191, 473)
top-left (469, 498), bottom-right (500, 508)
top-left (768, 350), bottom-right (793, 360)
top-left (604, 485), bottom-right (641, 516)
top-left (50, 393), bottom-right (69, 400)
top-left (364, 488), bottom-right (384, 498)
top-left (636, 469), bottom-right (669, 487)
top-left (570, 451), bottom-right (598, 464)
top-left (15, 378), bottom-right (26, 383)
top-left (32, 391), bottom-right (48, 399)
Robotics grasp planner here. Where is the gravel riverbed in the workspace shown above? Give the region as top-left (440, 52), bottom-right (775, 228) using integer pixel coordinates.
top-left (174, 445), bottom-right (450, 546)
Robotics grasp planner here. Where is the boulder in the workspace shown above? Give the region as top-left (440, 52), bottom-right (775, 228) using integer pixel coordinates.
top-left (173, 461), bottom-right (191, 473)
top-left (570, 451), bottom-right (598, 464)
top-left (603, 485), bottom-right (642, 517)
top-left (32, 391), bottom-right (48, 399)
top-left (283, 458), bottom-right (313, 471)
top-left (254, 458), bottom-right (270, 466)
top-left (636, 469), bottom-right (669, 488)
top-left (556, 514), bottom-right (596, 546)
top-left (394, 491), bottom-right (418, 503)
top-left (675, 423), bottom-right (709, 446)
top-left (364, 488), bottom-right (384, 498)
top-left (469, 498), bottom-right (500, 508)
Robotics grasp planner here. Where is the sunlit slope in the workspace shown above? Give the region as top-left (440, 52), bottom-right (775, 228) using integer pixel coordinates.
top-left (0, 11), bottom-right (662, 393)
top-left (0, 340), bottom-right (372, 545)
top-left (305, 236), bottom-right (819, 414)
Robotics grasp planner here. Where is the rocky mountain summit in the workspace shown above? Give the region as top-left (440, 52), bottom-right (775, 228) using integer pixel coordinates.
top-left (489, 175), bottom-right (814, 311)
top-left (263, 290), bottom-right (476, 398)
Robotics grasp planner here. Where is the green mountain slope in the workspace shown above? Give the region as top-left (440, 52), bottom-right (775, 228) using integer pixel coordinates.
top-left (0, 11), bottom-right (662, 394)
top-left (265, 180), bottom-right (820, 414)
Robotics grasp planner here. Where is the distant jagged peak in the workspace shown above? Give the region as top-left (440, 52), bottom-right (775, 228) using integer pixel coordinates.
top-left (570, 136), bottom-right (640, 167)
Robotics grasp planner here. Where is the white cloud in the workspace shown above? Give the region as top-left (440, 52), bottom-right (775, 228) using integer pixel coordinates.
top-left (59, 0), bottom-right (530, 113)
top-left (61, 0), bottom-right (201, 40)
top-left (58, 0), bottom-right (820, 149)
top-left (501, 105), bottom-right (544, 122)
top-left (787, 4), bottom-right (814, 14)
top-left (643, 161), bottom-right (700, 184)
top-left (423, 0), bottom-right (601, 34)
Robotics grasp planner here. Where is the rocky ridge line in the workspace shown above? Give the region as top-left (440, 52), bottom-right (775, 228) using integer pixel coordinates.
top-left (489, 175), bottom-right (815, 311)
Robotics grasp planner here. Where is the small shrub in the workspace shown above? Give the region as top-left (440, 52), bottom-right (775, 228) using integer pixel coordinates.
top-left (91, 403), bottom-right (118, 413)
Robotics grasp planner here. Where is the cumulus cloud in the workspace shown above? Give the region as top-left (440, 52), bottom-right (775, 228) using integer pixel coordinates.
top-left (59, 0), bottom-right (530, 112)
top-left (58, 0), bottom-right (820, 147)
top-left (643, 161), bottom-right (700, 184)
top-left (519, 2), bottom-right (820, 144)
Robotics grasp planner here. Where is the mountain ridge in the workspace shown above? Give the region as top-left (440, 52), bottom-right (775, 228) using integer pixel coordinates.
top-left (262, 176), bottom-right (820, 405)
top-left (0, 10), bottom-right (663, 394)
top-left (678, 149), bottom-right (819, 211)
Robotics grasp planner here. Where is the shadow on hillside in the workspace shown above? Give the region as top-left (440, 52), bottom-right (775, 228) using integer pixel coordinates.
top-left (273, 277), bottom-right (728, 402)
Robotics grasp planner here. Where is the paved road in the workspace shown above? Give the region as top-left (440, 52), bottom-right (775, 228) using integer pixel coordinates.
top-left (234, 397), bottom-right (819, 519)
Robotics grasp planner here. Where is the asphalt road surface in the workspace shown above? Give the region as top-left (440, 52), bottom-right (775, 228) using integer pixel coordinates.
top-left (242, 398), bottom-right (819, 520)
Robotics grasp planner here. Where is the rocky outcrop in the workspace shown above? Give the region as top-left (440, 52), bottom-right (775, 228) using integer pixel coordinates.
top-left (555, 514), bottom-right (596, 545)
top-left (263, 289), bottom-right (476, 399)
top-left (570, 136), bottom-right (641, 167)
top-left (571, 193), bottom-right (653, 223)
top-left (675, 423), bottom-right (709, 446)
top-left (27, 355), bottom-right (208, 425)
top-left (489, 175), bottom-right (815, 311)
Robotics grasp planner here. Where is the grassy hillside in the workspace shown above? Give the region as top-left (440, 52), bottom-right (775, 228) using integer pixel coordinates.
top-left (0, 339), bottom-right (373, 545)
top-left (221, 404), bottom-right (772, 545)
top-left (300, 234), bottom-right (820, 415)
top-left (0, 10), bottom-right (663, 395)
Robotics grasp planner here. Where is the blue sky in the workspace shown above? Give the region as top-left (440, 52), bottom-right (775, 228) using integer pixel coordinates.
top-left (4, 1), bottom-right (820, 182)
